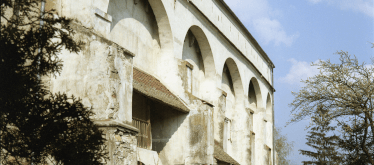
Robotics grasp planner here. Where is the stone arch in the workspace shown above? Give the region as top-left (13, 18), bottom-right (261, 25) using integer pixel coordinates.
top-left (248, 77), bottom-right (263, 111)
top-left (221, 58), bottom-right (246, 162)
top-left (107, 0), bottom-right (174, 75)
top-left (221, 58), bottom-right (245, 114)
top-left (108, 0), bottom-right (173, 51)
top-left (109, 0), bottom-right (157, 45)
top-left (147, 0), bottom-right (173, 51)
top-left (265, 93), bottom-right (272, 118)
top-left (188, 25), bottom-right (216, 81)
top-left (264, 93), bottom-right (272, 148)
top-left (181, 25), bottom-right (216, 98)
top-left (108, 0), bottom-right (173, 54)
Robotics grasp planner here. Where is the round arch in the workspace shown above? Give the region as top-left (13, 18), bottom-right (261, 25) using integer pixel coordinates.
top-left (147, 0), bottom-right (173, 51)
top-left (221, 58), bottom-right (246, 162)
top-left (265, 93), bottom-right (272, 118)
top-left (181, 25), bottom-right (216, 99)
top-left (187, 25), bottom-right (216, 80)
top-left (248, 77), bottom-right (263, 111)
top-left (108, 0), bottom-right (173, 52)
top-left (222, 58), bottom-right (245, 107)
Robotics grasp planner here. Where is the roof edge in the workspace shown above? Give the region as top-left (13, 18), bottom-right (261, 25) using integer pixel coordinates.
top-left (133, 67), bottom-right (191, 113)
top-left (215, 0), bottom-right (275, 68)
top-left (188, 2), bottom-right (275, 92)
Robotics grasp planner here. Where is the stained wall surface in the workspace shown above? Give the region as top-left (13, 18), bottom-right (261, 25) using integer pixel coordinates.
top-left (47, 0), bottom-right (275, 164)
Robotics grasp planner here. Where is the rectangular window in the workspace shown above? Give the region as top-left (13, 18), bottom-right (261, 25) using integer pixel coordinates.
top-left (223, 117), bottom-right (231, 152)
top-left (251, 132), bottom-right (256, 165)
top-left (187, 67), bottom-right (192, 93)
top-left (186, 61), bottom-right (193, 93)
top-left (227, 119), bottom-right (231, 142)
top-left (264, 145), bottom-right (272, 165)
top-left (264, 119), bottom-right (267, 145)
top-left (268, 148), bottom-right (272, 165)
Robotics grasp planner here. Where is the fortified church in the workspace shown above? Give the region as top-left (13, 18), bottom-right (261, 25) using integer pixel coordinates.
top-left (46, 0), bottom-right (276, 164)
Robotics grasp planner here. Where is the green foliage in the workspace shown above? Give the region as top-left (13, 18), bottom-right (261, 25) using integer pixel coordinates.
top-left (299, 106), bottom-right (341, 165)
top-left (289, 46), bottom-right (374, 164)
top-left (274, 127), bottom-right (294, 165)
top-left (1, 0), bottom-right (107, 164)
top-left (338, 116), bottom-right (374, 164)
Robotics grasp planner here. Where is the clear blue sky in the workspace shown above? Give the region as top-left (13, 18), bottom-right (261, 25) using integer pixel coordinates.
top-left (226, 0), bottom-right (374, 164)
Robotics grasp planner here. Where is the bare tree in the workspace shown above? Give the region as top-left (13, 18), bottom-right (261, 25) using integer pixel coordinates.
top-left (274, 127), bottom-right (294, 165)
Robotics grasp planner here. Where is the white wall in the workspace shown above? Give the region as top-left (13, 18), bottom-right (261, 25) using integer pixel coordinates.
top-left (52, 0), bottom-right (275, 164)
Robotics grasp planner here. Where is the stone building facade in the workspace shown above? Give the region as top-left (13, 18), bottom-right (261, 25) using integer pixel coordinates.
top-left (45, 0), bottom-right (275, 164)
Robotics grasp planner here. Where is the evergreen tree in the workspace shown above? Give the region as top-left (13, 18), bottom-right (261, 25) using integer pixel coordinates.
top-left (1, 0), bottom-right (107, 164)
top-left (299, 106), bottom-right (341, 165)
top-left (290, 49), bottom-right (374, 164)
top-left (338, 116), bottom-right (374, 165)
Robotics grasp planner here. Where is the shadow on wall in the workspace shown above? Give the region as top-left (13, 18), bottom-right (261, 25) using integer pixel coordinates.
top-left (132, 90), bottom-right (188, 165)
top-left (107, 0), bottom-right (160, 45)
top-left (132, 90), bottom-right (188, 152)
top-left (248, 80), bottom-right (257, 110)
top-left (150, 101), bottom-right (187, 153)
top-left (248, 77), bottom-right (263, 111)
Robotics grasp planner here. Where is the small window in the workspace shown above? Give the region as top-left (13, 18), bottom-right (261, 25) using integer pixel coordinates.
top-left (187, 67), bottom-right (192, 93)
top-left (223, 117), bottom-right (231, 152)
top-left (222, 91), bottom-right (227, 113)
top-left (250, 132), bottom-right (256, 165)
top-left (265, 145), bottom-right (272, 165)
top-left (264, 119), bottom-right (267, 144)
top-left (186, 61), bottom-right (193, 93)
top-left (225, 117), bottom-right (231, 142)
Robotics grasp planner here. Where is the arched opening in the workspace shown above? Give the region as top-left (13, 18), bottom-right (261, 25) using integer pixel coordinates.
top-left (248, 77), bottom-right (264, 164)
top-left (182, 30), bottom-right (205, 95)
top-left (189, 26), bottom-right (216, 80)
top-left (266, 93), bottom-right (272, 119)
top-left (219, 58), bottom-right (245, 155)
top-left (147, 0), bottom-right (173, 50)
top-left (248, 82), bottom-right (257, 110)
top-left (181, 25), bottom-right (216, 98)
top-left (221, 64), bottom-right (235, 99)
top-left (265, 93), bottom-right (272, 145)
top-left (248, 77), bottom-right (263, 111)
top-left (221, 63), bottom-right (235, 118)
top-left (221, 58), bottom-right (245, 117)
top-left (108, 0), bottom-right (173, 74)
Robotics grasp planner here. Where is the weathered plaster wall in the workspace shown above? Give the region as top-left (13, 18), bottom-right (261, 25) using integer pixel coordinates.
top-left (108, 0), bottom-right (161, 75)
top-left (182, 30), bottom-right (205, 98)
top-left (133, 92), bottom-right (215, 165)
top-left (51, 0), bottom-right (273, 96)
top-left (221, 64), bottom-right (235, 153)
top-left (250, 132), bottom-right (256, 165)
top-left (151, 101), bottom-right (188, 165)
top-left (185, 100), bottom-right (214, 164)
top-left (187, 0), bottom-right (273, 83)
top-left (214, 94), bottom-right (226, 149)
top-left (50, 23), bottom-right (134, 125)
top-left (48, 0), bottom-right (276, 164)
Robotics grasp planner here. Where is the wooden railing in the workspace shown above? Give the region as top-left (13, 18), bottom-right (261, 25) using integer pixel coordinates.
top-left (132, 117), bottom-right (151, 149)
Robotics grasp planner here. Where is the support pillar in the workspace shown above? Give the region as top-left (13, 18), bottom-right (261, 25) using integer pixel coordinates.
top-left (94, 120), bottom-right (139, 165)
